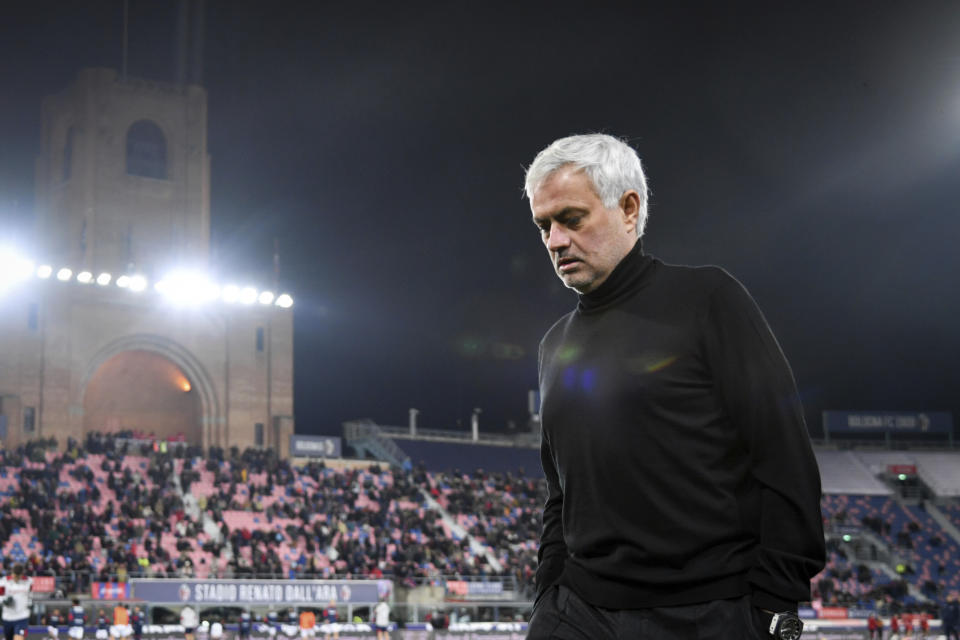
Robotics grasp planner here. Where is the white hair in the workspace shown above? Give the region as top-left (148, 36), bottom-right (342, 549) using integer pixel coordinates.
top-left (524, 133), bottom-right (650, 237)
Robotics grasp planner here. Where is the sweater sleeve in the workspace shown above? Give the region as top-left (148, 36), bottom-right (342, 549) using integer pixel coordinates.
top-left (535, 340), bottom-right (567, 602)
top-left (703, 275), bottom-right (825, 612)
top-left (535, 431), bottom-right (567, 601)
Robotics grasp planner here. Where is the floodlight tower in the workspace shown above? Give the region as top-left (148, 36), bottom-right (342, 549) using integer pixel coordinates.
top-left (35, 67), bottom-right (209, 277)
top-left (0, 69), bottom-right (294, 454)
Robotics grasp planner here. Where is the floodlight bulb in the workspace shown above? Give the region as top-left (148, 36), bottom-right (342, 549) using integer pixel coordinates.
top-left (222, 285), bottom-right (240, 303)
top-left (96, 273), bottom-right (112, 286)
top-left (258, 291), bottom-right (275, 305)
top-left (155, 270), bottom-right (221, 305)
top-left (128, 275), bottom-right (147, 292)
top-left (0, 250), bottom-right (34, 291)
top-left (275, 294), bottom-right (294, 309)
top-left (116, 275), bottom-right (130, 288)
top-left (194, 281), bottom-right (221, 303)
top-left (57, 268), bottom-right (73, 281)
top-left (77, 271), bottom-right (93, 284)
top-left (239, 286), bottom-right (257, 305)
top-left (0, 251), bottom-right (35, 289)
top-left (37, 265), bottom-right (53, 279)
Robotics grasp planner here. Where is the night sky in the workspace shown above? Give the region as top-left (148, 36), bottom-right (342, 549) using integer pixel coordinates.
top-left (2, 2), bottom-right (959, 439)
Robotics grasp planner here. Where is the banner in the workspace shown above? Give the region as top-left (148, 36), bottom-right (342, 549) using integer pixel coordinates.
top-left (290, 435), bottom-right (342, 458)
top-left (847, 609), bottom-right (874, 619)
top-left (91, 582), bottom-right (131, 600)
top-left (818, 607), bottom-right (849, 620)
top-left (130, 579), bottom-right (388, 604)
top-left (445, 581), bottom-right (506, 599)
top-left (31, 576), bottom-right (56, 593)
top-left (823, 411), bottom-right (953, 435)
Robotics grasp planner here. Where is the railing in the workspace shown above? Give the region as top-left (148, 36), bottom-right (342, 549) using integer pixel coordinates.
top-left (342, 419), bottom-right (411, 466)
top-left (812, 437), bottom-right (957, 451)
top-left (372, 424), bottom-right (540, 450)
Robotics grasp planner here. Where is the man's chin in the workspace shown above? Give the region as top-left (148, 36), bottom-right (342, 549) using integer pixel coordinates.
top-left (560, 274), bottom-right (595, 294)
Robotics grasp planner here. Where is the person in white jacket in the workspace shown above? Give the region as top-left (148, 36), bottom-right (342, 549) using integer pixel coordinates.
top-left (372, 600), bottom-right (390, 640)
top-left (0, 565), bottom-right (32, 640)
top-left (180, 606), bottom-right (198, 640)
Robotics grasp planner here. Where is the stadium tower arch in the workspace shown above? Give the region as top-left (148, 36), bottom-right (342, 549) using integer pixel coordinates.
top-left (0, 68), bottom-right (294, 453)
top-left (82, 339), bottom-right (215, 445)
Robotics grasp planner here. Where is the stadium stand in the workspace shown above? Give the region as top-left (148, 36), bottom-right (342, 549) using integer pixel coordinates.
top-left (421, 469), bottom-right (541, 588)
top-left (0, 435), bottom-right (538, 597)
top-left (852, 450), bottom-right (960, 495)
top-left (815, 450), bottom-right (892, 495)
top-left (1, 433), bottom-right (959, 619)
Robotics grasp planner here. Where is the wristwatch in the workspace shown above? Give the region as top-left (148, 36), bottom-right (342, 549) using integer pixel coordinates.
top-left (768, 612), bottom-right (804, 640)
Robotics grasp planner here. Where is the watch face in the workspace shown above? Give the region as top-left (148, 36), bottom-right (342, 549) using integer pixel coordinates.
top-left (778, 617), bottom-right (803, 640)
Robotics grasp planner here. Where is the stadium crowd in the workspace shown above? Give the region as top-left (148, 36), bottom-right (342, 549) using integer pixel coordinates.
top-left (0, 434), bottom-right (538, 596)
top-left (1, 433), bottom-right (959, 620)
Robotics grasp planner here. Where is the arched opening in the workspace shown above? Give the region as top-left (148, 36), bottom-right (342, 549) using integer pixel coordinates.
top-left (83, 349), bottom-right (200, 442)
top-left (126, 119), bottom-right (167, 179)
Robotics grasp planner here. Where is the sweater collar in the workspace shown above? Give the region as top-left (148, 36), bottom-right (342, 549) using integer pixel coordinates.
top-left (577, 239), bottom-right (654, 313)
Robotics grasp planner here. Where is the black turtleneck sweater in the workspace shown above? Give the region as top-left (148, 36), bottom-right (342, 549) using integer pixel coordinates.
top-left (536, 240), bottom-right (825, 611)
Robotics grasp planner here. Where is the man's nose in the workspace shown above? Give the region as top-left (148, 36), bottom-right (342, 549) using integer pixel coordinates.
top-left (546, 226), bottom-right (570, 251)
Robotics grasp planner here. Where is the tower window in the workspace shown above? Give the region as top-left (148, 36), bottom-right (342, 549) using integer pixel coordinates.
top-left (23, 407), bottom-right (35, 433)
top-left (27, 303), bottom-right (38, 330)
top-left (126, 120), bottom-right (167, 179)
top-left (255, 422), bottom-right (264, 446)
top-left (256, 327), bottom-right (264, 352)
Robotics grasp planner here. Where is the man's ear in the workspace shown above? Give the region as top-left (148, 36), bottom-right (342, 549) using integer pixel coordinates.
top-left (619, 190), bottom-right (641, 235)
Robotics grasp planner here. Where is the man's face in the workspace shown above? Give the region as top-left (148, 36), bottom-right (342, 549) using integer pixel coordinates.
top-left (530, 165), bottom-right (638, 294)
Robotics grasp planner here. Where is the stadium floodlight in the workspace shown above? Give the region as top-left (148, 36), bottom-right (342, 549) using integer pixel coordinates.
top-left (275, 293), bottom-right (294, 308)
top-left (57, 267), bottom-right (73, 281)
top-left (222, 285), bottom-right (240, 303)
top-left (116, 275), bottom-right (130, 288)
top-left (77, 271), bottom-right (93, 284)
top-left (0, 248), bottom-right (35, 292)
top-left (239, 286), bottom-right (258, 305)
top-left (96, 273), bottom-right (112, 286)
top-left (202, 283), bottom-right (223, 302)
top-left (156, 270), bottom-right (220, 305)
top-left (37, 265), bottom-right (53, 279)
top-left (258, 291), bottom-right (275, 305)
top-left (128, 275), bottom-right (147, 292)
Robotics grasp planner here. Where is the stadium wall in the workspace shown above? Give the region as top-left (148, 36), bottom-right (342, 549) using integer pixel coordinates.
top-left (396, 439), bottom-right (542, 476)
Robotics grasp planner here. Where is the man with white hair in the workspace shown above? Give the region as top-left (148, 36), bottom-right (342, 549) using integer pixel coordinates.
top-left (524, 134), bottom-right (825, 639)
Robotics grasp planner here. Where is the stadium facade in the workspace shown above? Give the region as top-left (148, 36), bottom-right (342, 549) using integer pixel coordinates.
top-left (0, 68), bottom-right (293, 453)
